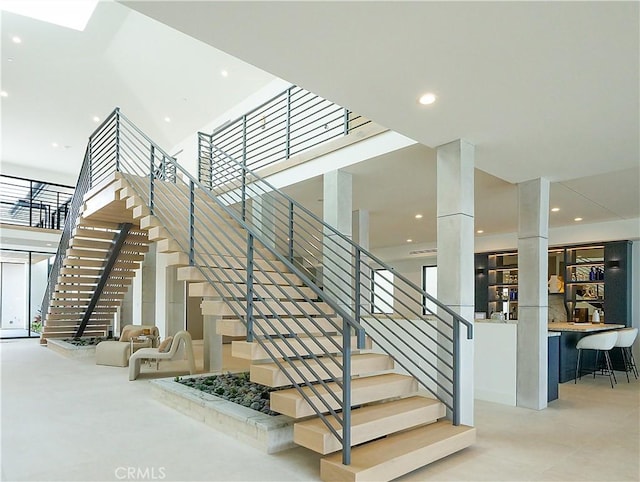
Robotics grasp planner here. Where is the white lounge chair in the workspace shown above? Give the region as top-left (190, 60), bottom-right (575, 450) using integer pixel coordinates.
top-left (128, 330), bottom-right (196, 381)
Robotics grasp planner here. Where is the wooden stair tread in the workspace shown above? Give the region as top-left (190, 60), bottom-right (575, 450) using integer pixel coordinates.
top-left (270, 373), bottom-right (417, 418)
top-left (320, 421), bottom-right (476, 482)
top-left (232, 335), bottom-right (371, 361)
top-left (295, 396), bottom-right (445, 454)
top-left (250, 353), bottom-right (393, 387)
top-left (217, 316), bottom-right (339, 338)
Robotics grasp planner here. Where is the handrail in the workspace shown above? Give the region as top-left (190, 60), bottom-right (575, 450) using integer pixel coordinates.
top-left (202, 138), bottom-right (474, 337)
top-left (198, 130), bottom-right (474, 423)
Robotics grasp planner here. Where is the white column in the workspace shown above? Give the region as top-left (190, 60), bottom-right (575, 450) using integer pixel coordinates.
top-left (436, 139), bottom-right (475, 426)
top-left (353, 209), bottom-right (371, 316)
top-left (155, 251), bottom-right (186, 338)
top-left (251, 193), bottom-right (277, 250)
top-left (352, 209), bottom-right (369, 250)
top-left (323, 170), bottom-right (352, 308)
top-left (141, 243), bottom-right (156, 324)
top-left (130, 266), bottom-right (143, 325)
top-left (517, 178), bottom-right (549, 410)
top-left (202, 299), bottom-right (224, 372)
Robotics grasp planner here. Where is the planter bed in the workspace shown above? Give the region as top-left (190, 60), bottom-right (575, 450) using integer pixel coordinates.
top-left (47, 338), bottom-right (100, 358)
top-left (151, 374), bottom-right (296, 454)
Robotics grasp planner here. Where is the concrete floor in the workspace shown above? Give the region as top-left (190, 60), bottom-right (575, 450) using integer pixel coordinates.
top-left (1, 338), bottom-right (638, 481)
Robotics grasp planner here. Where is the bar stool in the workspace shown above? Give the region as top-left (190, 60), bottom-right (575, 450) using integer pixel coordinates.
top-left (614, 327), bottom-right (638, 382)
top-left (575, 331), bottom-right (618, 388)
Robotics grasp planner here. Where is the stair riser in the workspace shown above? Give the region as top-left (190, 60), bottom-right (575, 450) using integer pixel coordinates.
top-left (270, 375), bottom-right (416, 419)
top-left (295, 400), bottom-right (445, 454)
top-left (217, 317), bottom-right (339, 338)
top-left (202, 300), bottom-right (332, 317)
top-left (250, 354), bottom-right (394, 388)
top-left (189, 282), bottom-right (315, 299)
top-left (232, 336), bottom-right (370, 362)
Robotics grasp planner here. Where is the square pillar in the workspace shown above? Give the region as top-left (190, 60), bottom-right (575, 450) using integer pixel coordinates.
top-left (436, 139), bottom-right (475, 426)
top-left (202, 299), bottom-right (224, 373)
top-left (251, 193), bottom-right (277, 250)
top-left (517, 178), bottom-right (550, 410)
top-left (323, 170), bottom-right (352, 308)
top-left (141, 243), bottom-right (157, 324)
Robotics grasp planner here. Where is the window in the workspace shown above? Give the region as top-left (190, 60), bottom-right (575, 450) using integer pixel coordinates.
top-left (372, 269), bottom-right (394, 314)
top-left (422, 265), bottom-right (438, 315)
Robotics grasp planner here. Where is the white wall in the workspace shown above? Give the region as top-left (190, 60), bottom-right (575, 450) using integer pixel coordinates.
top-left (0, 161), bottom-right (77, 186)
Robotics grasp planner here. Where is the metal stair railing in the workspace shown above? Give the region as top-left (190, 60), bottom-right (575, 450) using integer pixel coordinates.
top-left (199, 85), bottom-right (371, 187)
top-left (198, 132), bottom-right (474, 424)
top-left (0, 175), bottom-right (74, 230)
top-left (40, 112), bottom-right (120, 322)
top-left (44, 108), bottom-right (473, 467)
top-left (91, 109), bottom-right (367, 466)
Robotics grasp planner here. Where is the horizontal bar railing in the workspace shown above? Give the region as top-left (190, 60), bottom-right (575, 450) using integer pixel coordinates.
top-left (110, 111), bottom-right (367, 463)
top-left (198, 132), bottom-right (473, 425)
top-left (0, 175), bottom-right (75, 230)
top-left (40, 108), bottom-right (121, 322)
top-left (43, 106), bottom-right (472, 466)
top-left (199, 85), bottom-right (371, 187)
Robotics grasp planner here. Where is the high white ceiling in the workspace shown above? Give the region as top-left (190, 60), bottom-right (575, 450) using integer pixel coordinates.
top-left (0, 1), bottom-right (275, 180)
top-left (1, 1), bottom-right (638, 252)
top-left (123, 1), bottom-right (639, 183)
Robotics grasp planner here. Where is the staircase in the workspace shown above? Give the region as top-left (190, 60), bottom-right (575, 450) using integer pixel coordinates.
top-left (41, 175), bottom-right (150, 344)
top-left (41, 107), bottom-right (475, 481)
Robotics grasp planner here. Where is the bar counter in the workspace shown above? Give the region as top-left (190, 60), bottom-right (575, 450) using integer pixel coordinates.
top-left (548, 322), bottom-right (626, 333)
top-left (548, 322), bottom-right (626, 382)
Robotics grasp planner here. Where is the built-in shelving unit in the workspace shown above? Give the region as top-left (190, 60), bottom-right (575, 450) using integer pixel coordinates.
top-left (475, 241), bottom-right (631, 326)
top-left (563, 245), bottom-right (605, 320)
top-left (487, 252), bottom-right (518, 320)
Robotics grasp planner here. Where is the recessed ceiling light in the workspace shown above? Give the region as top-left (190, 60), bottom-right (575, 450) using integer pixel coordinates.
top-left (7, 57), bottom-right (14, 62)
top-left (418, 93), bottom-right (437, 105)
top-left (476, 230), bottom-right (484, 234)
top-left (551, 207), bottom-right (560, 212)
top-left (407, 239), bottom-right (413, 243)
top-left (574, 217), bottom-right (583, 222)
top-left (51, 142), bottom-right (58, 148)
top-left (92, 116), bottom-right (100, 122)
top-left (414, 214), bottom-right (423, 219)
top-left (164, 116), bottom-right (171, 123)
top-left (0, 91), bottom-right (7, 97)
top-left (221, 69), bottom-right (229, 77)
top-left (11, 36), bottom-right (22, 44)
top-left (46, 243), bottom-right (53, 246)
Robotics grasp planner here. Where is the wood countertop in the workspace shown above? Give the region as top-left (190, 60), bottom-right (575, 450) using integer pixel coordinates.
top-left (548, 322), bottom-right (625, 333)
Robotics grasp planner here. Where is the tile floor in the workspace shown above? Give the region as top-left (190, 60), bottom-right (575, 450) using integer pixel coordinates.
top-left (1, 338), bottom-right (638, 481)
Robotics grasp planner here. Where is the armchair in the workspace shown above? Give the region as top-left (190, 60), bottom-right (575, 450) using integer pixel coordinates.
top-left (128, 330), bottom-right (196, 380)
top-left (95, 324), bottom-right (159, 367)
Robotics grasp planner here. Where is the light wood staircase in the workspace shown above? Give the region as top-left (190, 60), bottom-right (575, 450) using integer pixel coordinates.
top-left (41, 176), bottom-right (150, 344)
top-left (116, 176), bottom-right (476, 482)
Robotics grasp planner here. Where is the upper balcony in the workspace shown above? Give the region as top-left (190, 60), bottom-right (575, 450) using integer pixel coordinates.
top-left (0, 175), bottom-right (74, 231)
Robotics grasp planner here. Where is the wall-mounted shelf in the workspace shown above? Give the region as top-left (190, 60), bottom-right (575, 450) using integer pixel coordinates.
top-left (475, 241), bottom-right (631, 327)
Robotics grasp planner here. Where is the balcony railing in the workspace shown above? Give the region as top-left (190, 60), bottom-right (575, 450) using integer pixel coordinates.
top-left (0, 175), bottom-right (74, 230)
top-left (199, 85), bottom-right (371, 187)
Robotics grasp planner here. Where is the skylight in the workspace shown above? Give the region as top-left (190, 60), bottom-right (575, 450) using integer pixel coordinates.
top-left (0, 0), bottom-right (99, 32)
